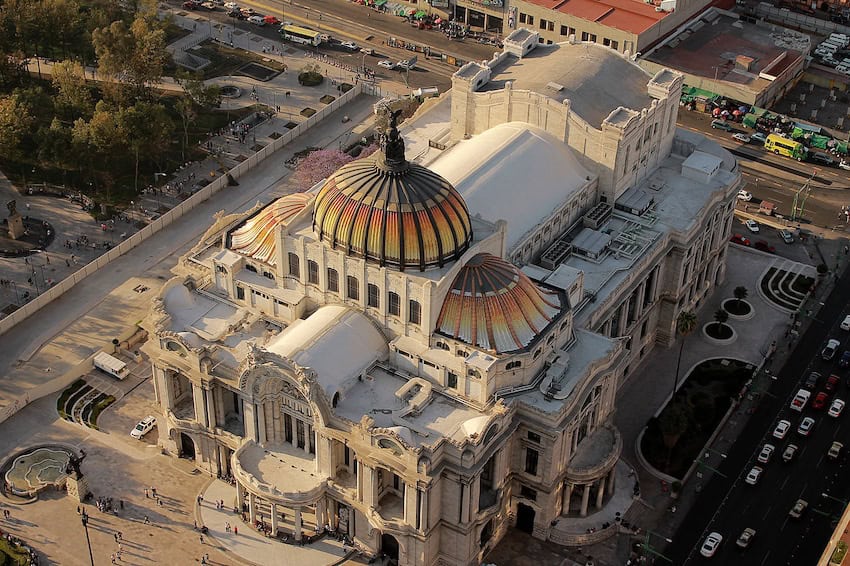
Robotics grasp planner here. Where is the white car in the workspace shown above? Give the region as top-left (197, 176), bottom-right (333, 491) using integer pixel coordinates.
top-left (839, 160), bottom-right (850, 171)
top-left (700, 532), bottom-right (723, 558)
top-left (744, 466), bottom-right (763, 485)
top-left (377, 60), bottom-right (396, 70)
top-left (224, 1), bottom-right (238, 8)
top-left (823, 338), bottom-right (841, 361)
top-left (773, 419), bottom-right (791, 439)
top-left (829, 398), bottom-right (846, 417)
top-left (797, 416), bottom-right (815, 436)
top-left (841, 315), bottom-right (850, 331)
top-left (248, 15), bottom-right (265, 25)
top-left (790, 389), bottom-right (811, 412)
top-left (737, 189), bottom-right (753, 201)
top-left (733, 133), bottom-right (751, 143)
top-left (745, 219), bottom-right (760, 233)
top-left (130, 415), bottom-right (156, 439)
top-left (757, 443), bottom-right (774, 464)
top-left (340, 41), bottom-right (359, 51)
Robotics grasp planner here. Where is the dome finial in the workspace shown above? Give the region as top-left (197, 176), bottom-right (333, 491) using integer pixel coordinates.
top-left (380, 108), bottom-right (407, 171)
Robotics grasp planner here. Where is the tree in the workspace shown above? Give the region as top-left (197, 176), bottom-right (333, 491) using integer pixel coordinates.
top-left (174, 97), bottom-right (196, 162)
top-left (292, 148), bottom-right (354, 189)
top-left (52, 59), bottom-right (93, 119)
top-left (117, 101), bottom-right (173, 192)
top-left (175, 70), bottom-right (222, 110)
top-left (659, 400), bottom-right (690, 470)
top-left (671, 310), bottom-right (698, 401)
top-left (92, 14), bottom-right (168, 101)
top-left (713, 309), bottom-right (729, 331)
top-left (733, 286), bottom-right (748, 309)
top-left (0, 94), bottom-right (34, 160)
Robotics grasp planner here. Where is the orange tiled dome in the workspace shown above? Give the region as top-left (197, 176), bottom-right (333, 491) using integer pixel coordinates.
top-left (436, 253), bottom-right (562, 353)
top-left (312, 114), bottom-right (472, 271)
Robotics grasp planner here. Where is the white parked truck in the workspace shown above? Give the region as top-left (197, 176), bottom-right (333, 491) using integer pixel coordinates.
top-left (93, 351), bottom-right (128, 380)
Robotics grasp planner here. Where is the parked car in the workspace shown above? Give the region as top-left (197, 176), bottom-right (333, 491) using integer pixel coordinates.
top-left (130, 415), bottom-right (156, 439)
top-left (340, 40), bottom-right (359, 51)
top-left (790, 389), bottom-right (811, 411)
top-left (200, 1), bottom-right (217, 9)
top-left (730, 234), bottom-right (751, 246)
top-left (378, 60), bottom-right (396, 69)
top-left (842, 315), bottom-right (850, 331)
top-left (826, 374), bottom-right (840, 392)
top-left (263, 15), bottom-right (280, 25)
top-left (829, 398), bottom-right (845, 417)
top-left (773, 419), bottom-right (791, 439)
top-left (789, 499), bottom-right (808, 519)
top-left (823, 339), bottom-right (841, 361)
top-left (840, 160), bottom-right (850, 171)
top-left (829, 441), bottom-right (844, 459)
top-left (797, 416), bottom-right (815, 436)
top-left (360, 47), bottom-right (376, 55)
top-left (736, 528), bottom-right (756, 549)
top-left (700, 532), bottom-right (723, 557)
top-left (751, 132), bottom-right (768, 144)
top-left (805, 371), bottom-right (822, 389)
top-left (779, 229), bottom-right (794, 244)
top-left (248, 14), bottom-right (265, 25)
top-left (810, 152), bottom-right (836, 167)
top-left (754, 240), bottom-right (775, 253)
top-left (733, 133), bottom-right (751, 143)
top-left (182, 0), bottom-right (199, 8)
top-left (744, 466), bottom-right (763, 485)
top-left (782, 443), bottom-right (799, 462)
top-left (745, 219), bottom-right (760, 233)
top-left (711, 119), bottom-right (733, 131)
top-left (757, 443), bottom-right (775, 464)
top-left (224, 1), bottom-right (239, 8)
top-left (737, 189), bottom-right (753, 201)
top-left (812, 392), bottom-right (829, 410)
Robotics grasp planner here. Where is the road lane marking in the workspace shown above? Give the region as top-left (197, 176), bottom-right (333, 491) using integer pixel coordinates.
top-left (780, 476), bottom-right (790, 490)
top-left (817, 454), bottom-right (825, 468)
top-left (761, 550), bottom-right (772, 565)
top-left (762, 505), bottom-right (773, 520)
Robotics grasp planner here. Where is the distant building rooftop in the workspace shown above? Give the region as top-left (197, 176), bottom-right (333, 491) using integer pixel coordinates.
top-left (521, 0), bottom-right (670, 35)
top-left (481, 44), bottom-right (655, 126)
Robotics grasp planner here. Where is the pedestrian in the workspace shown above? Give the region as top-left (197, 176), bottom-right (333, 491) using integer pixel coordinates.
top-left (151, 486), bottom-right (157, 497)
top-left (201, 556), bottom-right (207, 565)
top-left (200, 534), bottom-right (205, 544)
top-left (114, 533), bottom-right (119, 542)
top-left (234, 525), bottom-right (238, 536)
top-left (111, 553), bottom-right (117, 564)
top-left (118, 531), bottom-right (123, 540)
top-left (77, 506), bottom-right (81, 515)
top-left (144, 515), bottom-right (150, 525)
top-left (144, 488), bottom-right (149, 498)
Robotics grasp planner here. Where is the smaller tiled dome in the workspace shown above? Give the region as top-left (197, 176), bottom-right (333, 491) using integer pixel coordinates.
top-left (437, 253), bottom-right (562, 354)
top-left (229, 193), bottom-right (311, 265)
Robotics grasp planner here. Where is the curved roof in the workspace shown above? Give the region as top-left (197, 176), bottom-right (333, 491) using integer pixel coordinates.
top-left (229, 193), bottom-right (311, 266)
top-left (312, 121), bottom-right (472, 271)
top-left (436, 253), bottom-right (562, 354)
top-left (429, 122), bottom-right (593, 251)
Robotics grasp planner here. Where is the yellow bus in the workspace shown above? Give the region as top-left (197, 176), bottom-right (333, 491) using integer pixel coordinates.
top-left (764, 133), bottom-right (807, 161)
top-left (281, 25), bottom-right (322, 47)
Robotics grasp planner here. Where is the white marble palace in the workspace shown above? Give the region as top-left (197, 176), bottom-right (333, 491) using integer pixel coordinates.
top-left (140, 29), bottom-right (742, 565)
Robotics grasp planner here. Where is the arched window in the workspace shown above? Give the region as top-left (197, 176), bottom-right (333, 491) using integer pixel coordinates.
top-left (347, 276), bottom-right (359, 300)
top-left (367, 283), bottom-right (379, 308)
top-left (288, 253), bottom-right (300, 277)
top-left (533, 348), bottom-right (542, 360)
top-left (506, 360), bottom-right (522, 370)
top-left (327, 268), bottom-right (339, 292)
top-left (436, 341), bottom-right (450, 351)
top-left (388, 292), bottom-right (401, 316)
top-left (332, 392), bottom-right (340, 408)
top-left (409, 300), bottom-right (421, 324)
top-left (307, 260), bottom-right (319, 284)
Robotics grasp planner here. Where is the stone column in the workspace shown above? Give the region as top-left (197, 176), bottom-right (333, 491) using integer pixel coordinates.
top-left (257, 403), bottom-right (267, 445)
top-left (270, 503), bottom-right (278, 536)
top-left (243, 403), bottom-right (256, 442)
top-left (580, 484), bottom-right (590, 517)
top-left (636, 281), bottom-right (647, 317)
top-left (193, 383), bottom-right (207, 426)
top-left (249, 492), bottom-right (257, 523)
top-left (470, 474), bottom-right (481, 516)
top-left (294, 507), bottom-right (302, 542)
top-left (418, 489), bottom-right (428, 531)
top-left (304, 423), bottom-right (312, 453)
top-left (236, 482), bottom-right (245, 510)
top-left (562, 482), bottom-right (573, 515)
top-left (218, 446), bottom-right (229, 476)
top-left (595, 478), bottom-right (605, 509)
top-left (608, 468), bottom-right (616, 494)
top-left (205, 388), bottom-right (216, 428)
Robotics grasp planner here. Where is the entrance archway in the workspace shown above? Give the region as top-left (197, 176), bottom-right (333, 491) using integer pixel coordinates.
top-left (180, 432), bottom-right (196, 459)
top-left (381, 533), bottom-right (400, 561)
top-left (516, 502), bottom-right (535, 533)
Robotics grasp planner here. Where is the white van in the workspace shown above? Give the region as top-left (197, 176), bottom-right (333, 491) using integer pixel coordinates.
top-left (829, 33), bottom-right (849, 47)
top-left (93, 351), bottom-right (129, 380)
top-left (819, 41), bottom-right (840, 51)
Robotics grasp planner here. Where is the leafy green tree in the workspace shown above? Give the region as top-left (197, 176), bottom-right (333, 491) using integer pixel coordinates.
top-left (0, 94), bottom-right (34, 159)
top-left (37, 118), bottom-right (76, 170)
top-left (672, 310), bottom-right (698, 400)
top-left (92, 14), bottom-right (167, 101)
top-left (176, 70), bottom-right (222, 110)
top-left (117, 101), bottom-right (173, 191)
top-left (52, 59), bottom-right (93, 118)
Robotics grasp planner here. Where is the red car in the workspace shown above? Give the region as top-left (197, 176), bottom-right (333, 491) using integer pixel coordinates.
top-left (264, 15), bottom-right (280, 25)
top-left (730, 234), bottom-right (751, 247)
top-left (813, 391), bottom-right (829, 410)
top-left (182, 0), bottom-right (199, 8)
top-left (826, 374), bottom-right (840, 393)
top-left (754, 240), bottom-right (776, 253)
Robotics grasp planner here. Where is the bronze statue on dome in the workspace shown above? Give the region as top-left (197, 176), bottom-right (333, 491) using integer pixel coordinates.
top-left (380, 108), bottom-right (407, 170)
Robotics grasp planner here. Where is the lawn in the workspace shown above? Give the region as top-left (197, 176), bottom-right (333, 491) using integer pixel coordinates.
top-left (641, 358), bottom-right (755, 479)
top-left (175, 40), bottom-right (286, 81)
top-left (0, 537), bottom-right (31, 566)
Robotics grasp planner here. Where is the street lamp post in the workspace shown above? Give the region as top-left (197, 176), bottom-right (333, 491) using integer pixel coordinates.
top-left (81, 510), bottom-right (95, 566)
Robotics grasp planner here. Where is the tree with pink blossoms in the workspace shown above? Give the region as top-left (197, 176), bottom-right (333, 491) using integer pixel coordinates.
top-left (292, 148), bottom-right (354, 190)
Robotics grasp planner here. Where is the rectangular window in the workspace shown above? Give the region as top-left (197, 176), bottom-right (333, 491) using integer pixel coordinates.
top-left (547, 21), bottom-right (554, 31)
top-left (288, 252), bottom-right (300, 277)
top-left (447, 371), bottom-right (458, 389)
top-left (296, 419), bottom-right (305, 449)
top-left (236, 286), bottom-right (245, 300)
top-left (539, 18), bottom-right (546, 30)
top-left (409, 299), bottom-right (421, 324)
top-left (520, 486), bottom-right (537, 501)
top-left (581, 31), bottom-right (589, 41)
top-left (560, 25), bottom-right (569, 35)
top-left (347, 276), bottom-right (359, 300)
top-left (525, 448), bottom-right (539, 476)
top-left (327, 268), bottom-right (339, 292)
top-left (519, 12), bottom-right (526, 23)
top-left (307, 260), bottom-right (319, 284)
top-left (603, 37), bottom-right (611, 46)
top-left (389, 292), bottom-right (401, 316)
top-left (527, 15), bottom-right (534, 25)
top-left (589, 33), bottom-right (597, 42)
top-left (527, 431), bottom-right (541, 443)
top-left (610, 40), bottom-right (619, 50)
top-left (367, 283), bottom-right (379, 308)
top-left (284, 414), bottom-right (292, 443)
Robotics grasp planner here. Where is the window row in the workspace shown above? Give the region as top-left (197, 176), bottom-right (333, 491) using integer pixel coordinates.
top-left (516, 13), bottom-right (620, 51)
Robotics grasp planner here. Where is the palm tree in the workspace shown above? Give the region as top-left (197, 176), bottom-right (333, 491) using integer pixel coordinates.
top-left (713, 308), bottom-right (729, 332)
top-left (734, 286), bottom-right (748, 309)
top-left (672, 310), bottom-right (698, 401)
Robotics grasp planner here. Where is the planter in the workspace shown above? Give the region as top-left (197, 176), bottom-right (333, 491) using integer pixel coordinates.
top-left (722, 298), bottom-right (754, 321)
top-left (702, 322), bottom-right (736, 345)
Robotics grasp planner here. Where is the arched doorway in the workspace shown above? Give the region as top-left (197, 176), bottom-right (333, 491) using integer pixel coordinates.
top-left (516, 502), bottom-right (535, 533)
top-left (180, 432), bottom-right (196, 459)
top-left (381, 533), bottom-right (400, 562)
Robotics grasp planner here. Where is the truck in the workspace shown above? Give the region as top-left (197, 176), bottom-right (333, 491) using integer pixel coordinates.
top-left (93, 351), bottom-right (129, 380)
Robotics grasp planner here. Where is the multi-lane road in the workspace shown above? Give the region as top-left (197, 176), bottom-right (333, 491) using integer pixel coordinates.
top-left (665, 265), bottom-right (850, 564)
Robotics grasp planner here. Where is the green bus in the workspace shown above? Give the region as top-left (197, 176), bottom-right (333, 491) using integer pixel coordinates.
top-left (765, 134), bottom-right (807, 161)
